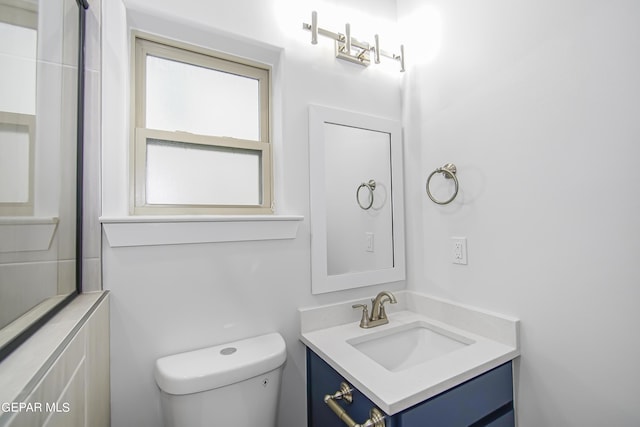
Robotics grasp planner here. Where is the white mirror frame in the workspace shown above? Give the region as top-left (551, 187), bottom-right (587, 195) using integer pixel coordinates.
top-left (309, 105), bottom-right (406, 294)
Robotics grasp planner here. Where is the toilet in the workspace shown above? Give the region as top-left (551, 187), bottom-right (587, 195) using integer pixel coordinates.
top-left (154, 332), bottom-right (286, 427)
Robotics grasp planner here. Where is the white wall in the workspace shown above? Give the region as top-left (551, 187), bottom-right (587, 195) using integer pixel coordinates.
top-left (101, 1), bottom-right (403, 426)
top-left (103, 1), bottom-right (640, 425)
top-left (398, 0), bottom-right (640, 425)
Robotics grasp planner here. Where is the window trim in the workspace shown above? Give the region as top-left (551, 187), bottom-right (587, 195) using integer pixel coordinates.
top-left (0, 111), bottom-right (35, 216)
top-left (130, 32), bottom-right (273, 215)
top-left (0, 0), bottom-right (38, 30)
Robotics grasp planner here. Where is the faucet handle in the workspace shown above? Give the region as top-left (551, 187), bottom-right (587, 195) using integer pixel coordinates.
top-left (352, 304), bottom-right (370, 328)
top-left (379, 304), bottom-right (387, 319)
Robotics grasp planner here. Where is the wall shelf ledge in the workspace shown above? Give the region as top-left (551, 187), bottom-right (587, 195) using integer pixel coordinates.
top-left (100, 215), bottom-right (304, 247)
top-left (0, 217), bottom-right (59, 253)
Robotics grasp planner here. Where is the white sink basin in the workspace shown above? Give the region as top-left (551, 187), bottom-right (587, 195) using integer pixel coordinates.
top-left (347, 321), bottom-right (474, 372)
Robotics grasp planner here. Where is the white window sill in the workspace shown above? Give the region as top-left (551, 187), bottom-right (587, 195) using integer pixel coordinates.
top-left (0, 217), bottom-right (59, 253)
top-left (100, 215), bottom-right (303, 247)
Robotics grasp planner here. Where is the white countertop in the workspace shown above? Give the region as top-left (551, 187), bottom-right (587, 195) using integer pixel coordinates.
top-left (299, 291), bottom-right (520, 415)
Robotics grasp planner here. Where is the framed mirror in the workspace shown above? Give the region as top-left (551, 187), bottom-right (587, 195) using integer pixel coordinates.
top-left (0, 0), bottom-right (88, 360)
top-left (309, 105), bottom-right (405, 294)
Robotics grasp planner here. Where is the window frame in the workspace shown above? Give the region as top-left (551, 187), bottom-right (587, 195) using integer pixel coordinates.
top-left (130, 33), bottom-right (273, 215)
top-left (0, 0), bottom-right (38, 30)
top-left (0, 1), bottom-right (37, 216)
top-left (0, 111), bottom-right (35, 216)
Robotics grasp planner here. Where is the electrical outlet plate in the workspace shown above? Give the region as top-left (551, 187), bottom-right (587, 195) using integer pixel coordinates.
top-left (451, 237), bottom-right (467, 265)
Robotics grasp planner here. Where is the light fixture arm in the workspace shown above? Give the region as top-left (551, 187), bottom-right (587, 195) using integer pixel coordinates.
top-left (302, 11), bottom-right (405, 72)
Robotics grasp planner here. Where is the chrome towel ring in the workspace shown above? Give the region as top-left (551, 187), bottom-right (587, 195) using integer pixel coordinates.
top-left (426, 163), bottom-right (459, 205)
top-left (356, 179), bottom-right (376, 210)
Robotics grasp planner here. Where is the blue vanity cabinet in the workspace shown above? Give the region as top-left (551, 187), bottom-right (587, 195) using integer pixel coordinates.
top-left (307, 348), bottom-right (401, 427)
top-left (306, 348), bottom-right (515, 427)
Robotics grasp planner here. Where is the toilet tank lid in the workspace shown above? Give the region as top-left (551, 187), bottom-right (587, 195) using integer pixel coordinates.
top-left (154, 332), bottom-right (286, 395)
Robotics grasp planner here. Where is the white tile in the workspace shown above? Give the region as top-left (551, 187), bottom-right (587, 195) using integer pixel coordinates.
top-left (43, 359), bottom-right (86, 427)
top-left (0, 262), bottom-right (58, 328)
top-left (0, 294), bottom-right (101, 405)
top-left (33, 61), bottom-right (62, 217)
top-left (82, 69), bottom-right (102, 261)
top-left (61, 0), bottom-right (80, 69)
top-left (85, 0), bottom-right (101, 73)
top-left (57, 259), bottom-right (75, 295)
top-left (37, 0), bottom-right (64, 65)
top-left (81, 258), bottom-right (101, 293)
top-left (85, 296), bottom-right (110, 427)
top-left (10, 329), bottom-right (85, 426)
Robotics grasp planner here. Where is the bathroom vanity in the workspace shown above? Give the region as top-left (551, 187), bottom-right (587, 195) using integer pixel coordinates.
top-left (299, 291), bottom-right (520, 426)
top-left (307, 349), bottom-right (514, 426)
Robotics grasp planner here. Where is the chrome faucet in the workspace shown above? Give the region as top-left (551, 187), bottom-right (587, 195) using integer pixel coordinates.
top-left (352, 291), bottom-right (397, 328)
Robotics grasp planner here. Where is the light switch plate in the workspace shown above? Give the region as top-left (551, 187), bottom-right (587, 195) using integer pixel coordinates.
top-left (366, 232), bottom-right (374, 252)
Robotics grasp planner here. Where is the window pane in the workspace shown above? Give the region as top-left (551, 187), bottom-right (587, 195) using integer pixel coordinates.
top-left (145, 139), bottom-right (261, 206)
top-left (0, 123), bottom-right (30, 203)
top-left (0, 22), bottom-right (37, 115)
top-left (146, 55), bottom-right (260, 141)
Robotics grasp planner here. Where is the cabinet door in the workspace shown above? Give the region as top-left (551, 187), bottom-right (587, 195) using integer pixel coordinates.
top-left (307, 348), bottom-right (398, 427)
top-left (397, 362), bottom-right (514, 427)
top-left (484, 409), bottom-right (515, 427)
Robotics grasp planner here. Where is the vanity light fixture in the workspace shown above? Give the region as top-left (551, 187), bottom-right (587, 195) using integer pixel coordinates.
top-left (302, 11), bottom-right (405, 72)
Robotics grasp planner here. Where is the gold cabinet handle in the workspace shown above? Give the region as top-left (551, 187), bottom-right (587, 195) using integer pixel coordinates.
top-left (323, 382), bottom-right (386, 427)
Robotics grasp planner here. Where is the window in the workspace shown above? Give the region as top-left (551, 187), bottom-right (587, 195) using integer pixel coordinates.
top-left (0, 112), bottom-right (35, 215)
top-left (0, 4), bottom-right (37, 216)
top-left (132, 34), bottom-right (272, 214)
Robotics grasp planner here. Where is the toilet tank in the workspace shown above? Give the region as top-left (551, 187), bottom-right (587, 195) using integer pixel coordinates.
top-left (155, 333), bottom-right (287, 427)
